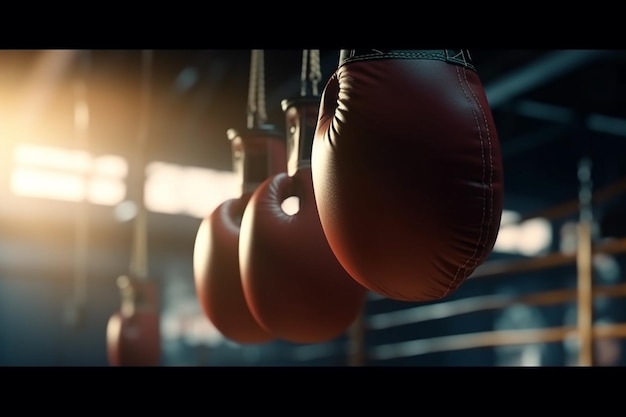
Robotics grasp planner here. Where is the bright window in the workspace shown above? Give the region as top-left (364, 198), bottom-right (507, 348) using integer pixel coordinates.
top-left (11, 143), bottom-right (126, 206)
top-left (10, 143), bottom-right (240, 219)
top-left (494, 210), bottom-right (552, 256)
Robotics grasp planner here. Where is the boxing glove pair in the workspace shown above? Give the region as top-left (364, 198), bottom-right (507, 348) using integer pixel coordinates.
top-left (195, 98), bottom-right (367, 345)
top-left (193, 126), bottom-right (286, 343)
top-left (195, 49), bottom-right (503, 347)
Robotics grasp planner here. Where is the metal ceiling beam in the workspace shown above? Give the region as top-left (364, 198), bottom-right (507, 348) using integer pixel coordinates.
top-left (485, 49), bottom-right (612, 109)
top-left (500, 123), bottom-right (570, 159)
top-left (486, 48), bottom-right (626, 139)
top-left (507, 99), bottom-right (626, 138)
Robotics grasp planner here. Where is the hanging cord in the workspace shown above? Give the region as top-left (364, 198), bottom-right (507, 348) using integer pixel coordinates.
top-left (129, 50), bottom-right (153, 281)
top-left (70, 49), bottom-right (92, 327)
top-left (247, 49), bottom-right (267, 129)
top-left (300, 49), bottom-right (322, 97)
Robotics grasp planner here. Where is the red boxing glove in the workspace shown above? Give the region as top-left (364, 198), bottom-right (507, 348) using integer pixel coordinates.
top-left (193, 127), bottom-right (285, 344)
top-left (312, 49), bottom-right (504, 302)
top-left (239, 96), bottom-right (368, 344)
top-left (106, 276), bottom-right (160, 366)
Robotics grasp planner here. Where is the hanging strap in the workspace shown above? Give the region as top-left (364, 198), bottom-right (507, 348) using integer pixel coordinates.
top-left (300, 49), bottom-right (322, 97)
top-left (247, 49), bottom-right (268, 129)
top-left (129, 50), bottom-right (153, 281)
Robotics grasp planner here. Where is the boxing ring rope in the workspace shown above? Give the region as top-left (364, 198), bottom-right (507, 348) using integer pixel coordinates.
top-left (369, 323), bottom-right (626, 360)
top-left (344, 160), bottom-right (626, 366)
top-left (368, 283), bottom-right (626, 329)
top-left (469, 235), bottom-right (626, 280)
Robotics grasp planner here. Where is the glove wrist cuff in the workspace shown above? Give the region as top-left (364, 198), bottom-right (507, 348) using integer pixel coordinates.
top-left (339, 49), bottom-right (475, 71)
